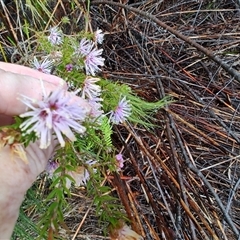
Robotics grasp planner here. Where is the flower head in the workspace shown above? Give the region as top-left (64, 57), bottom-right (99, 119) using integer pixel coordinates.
top-left (19, 87), bottom-right (90, 149)
top-left (109, 97), bottom-right (131, 124)
top-left (81, 77), bottom-right (102, 99)
top-left (115, 153), bottom-right (124, 170)
top-left (76, 38), bottom-right (105, 76)
top-left (84, 48), bottom-right (105, 76)
top-left (78, 38), bottom-right (94, 56)
top-left (65, 63), bottom-right (73, 72)
top-left (94, 29), bottom-right (104, 44)
top-left (48, 26), bottom-right (63, 45)
top-left (32, 57), bottom-right (53, 74)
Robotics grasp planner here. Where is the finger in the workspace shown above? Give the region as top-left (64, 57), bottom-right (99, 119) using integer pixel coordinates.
top-left (0, 115), bottom-right (14, 126)
top-left (0, 68), bottom-right (65, 116)
top-left (0, 61), bottom-right (64, 86)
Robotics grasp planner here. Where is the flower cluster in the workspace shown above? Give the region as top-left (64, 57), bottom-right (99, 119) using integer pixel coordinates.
top-left (19, 87), bottom-right (90, 149)
top-left (33, 27), bottom-right (105, 77)
top-left (116, 153), bottom-right (125, 171)
top-left (79, 78), bottom-right (132, 124)
top-left (20, 26), bottom-right (132, 159)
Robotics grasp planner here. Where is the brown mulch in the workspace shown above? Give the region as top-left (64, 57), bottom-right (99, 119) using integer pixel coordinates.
top-left (91, 1), bottom-right (240, 239)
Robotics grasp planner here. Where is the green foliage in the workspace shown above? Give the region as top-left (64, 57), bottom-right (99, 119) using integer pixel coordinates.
top-left (100, 79), bottom-right (172, 128)
top-left (88, 180), bottom-right (126, 228)
top-left (12, 187), bottom-right (47, 239)
top-left (23, 0), bottom-right (51, 27)
top-left (98, 116), bottom-right (113, 151)
top-left (37, 175), bottom-right (69, 239)
top-left (12, 209), bottom-right (39, 240)
top-left (0, 42), bottom-right (7, 62)
top-left (128, 93), bottom-right (172, 127)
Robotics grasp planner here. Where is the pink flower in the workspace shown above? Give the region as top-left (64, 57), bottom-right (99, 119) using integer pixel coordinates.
top-left (48, 26), bottom-right (63, 45)
top-left (81, 77), bottom-right (102, 99)
top-left (65, 63), bottom-right (73, 72)
top-left (109, 97), bottom-right (131, 124)
top-left (76, 38), bottom-right (105, 75)
top-left (94, 29), bottom-right (104, 44)
top-left (19, 88), bottom-right (90, 149)
top-left (84, 48), bottom-right (105, 76)
top-left (32, 57), bottom-right (53, 74)
top-left (78, 38), bottom-right (94, 56)
top-left (116, 153), bottom-right (124, 170)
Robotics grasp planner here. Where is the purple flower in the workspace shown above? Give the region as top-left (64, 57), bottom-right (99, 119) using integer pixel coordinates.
top-left (84, 48), bottom-right (105, 76)
top-left (75, 38), bottom-right (105, 76)
top-left (47, 26), bottom-right (63, 45)
top-left (116, 153), bottom-right (124, 170)
top-left (78, 38), bottom-right (94, 56)
top-left (65, 63), bottom-right (73, 72)
top-left (81, 77), bottom-right (102, 99)
top-left (109, 97), bottom-right (131, 124)
top-left (32, 57), bottom-right (53, 74)
top-left (94, 29), bottom-right (104, 44)
top-left (19, 87), bottom-right (91, 149)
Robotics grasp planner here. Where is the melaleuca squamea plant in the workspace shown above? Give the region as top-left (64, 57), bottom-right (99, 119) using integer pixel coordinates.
top-left (5, 24), bottom-right (170, 238)
top-left (16, 24), bottom-right (170, 186)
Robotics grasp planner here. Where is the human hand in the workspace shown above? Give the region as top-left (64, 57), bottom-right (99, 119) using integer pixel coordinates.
top-left (0, 62), bottom-right (84, 239)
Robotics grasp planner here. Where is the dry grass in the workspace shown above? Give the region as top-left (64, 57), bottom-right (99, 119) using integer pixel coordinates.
top-left (1, 0), bottom-right (240, 239)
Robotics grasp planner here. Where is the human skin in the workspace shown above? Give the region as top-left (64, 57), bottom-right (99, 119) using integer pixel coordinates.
top-left (0, 62), bottom-right (89, 239)
top-left (0, 62), bottom-right (65, 239)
